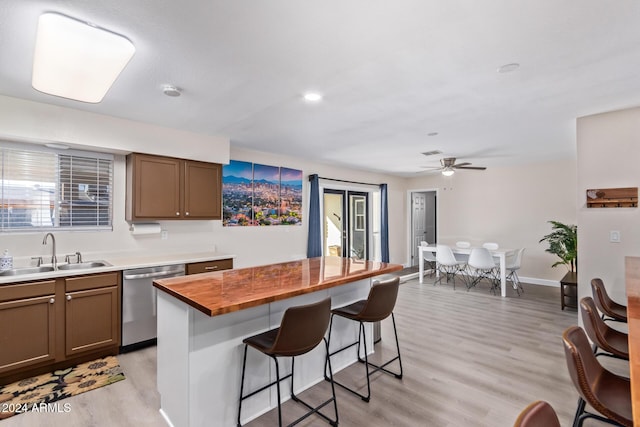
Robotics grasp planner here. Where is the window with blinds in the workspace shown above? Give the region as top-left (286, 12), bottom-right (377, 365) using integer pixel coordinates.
top-left (0, 144), bottom-right (113, 231)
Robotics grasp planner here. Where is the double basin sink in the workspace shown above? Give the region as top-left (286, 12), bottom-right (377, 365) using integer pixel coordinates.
top-left (0, 261), bottom-right (111, 277)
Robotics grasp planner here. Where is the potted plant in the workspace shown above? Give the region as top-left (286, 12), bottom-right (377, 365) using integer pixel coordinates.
top-left (539, 220), bottom-right (577, 272)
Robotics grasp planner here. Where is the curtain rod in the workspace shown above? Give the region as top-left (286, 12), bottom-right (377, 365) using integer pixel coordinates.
top-left (314, 176), bottom-right (382, 187)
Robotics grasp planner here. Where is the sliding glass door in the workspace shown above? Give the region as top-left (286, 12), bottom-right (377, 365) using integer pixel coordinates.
top-left (323, 189), bottom-right (369, 259)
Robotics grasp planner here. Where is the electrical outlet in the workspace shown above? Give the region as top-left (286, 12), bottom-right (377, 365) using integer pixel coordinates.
top-left (610, 230), bottom-right (620, 243)
top-left (161, 230), bottom-right (168, 240)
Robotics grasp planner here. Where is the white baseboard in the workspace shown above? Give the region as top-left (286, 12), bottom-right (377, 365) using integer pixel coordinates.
top-left (519, 276), bottom-right (559, 287)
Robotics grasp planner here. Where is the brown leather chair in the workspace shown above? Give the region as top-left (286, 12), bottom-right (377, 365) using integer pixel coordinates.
top-left (580, 296), bottom-right (629, 360)
top-left (325, 276), bottom-right (403, 402)
top-left (237, 297), bottom-right (338, 427)
top-left (562, 326), bottom-right (632, 427)
top-left (513, 400), bottom-right (561, 427)
top-left (591, 278), bottom-right (628, 322)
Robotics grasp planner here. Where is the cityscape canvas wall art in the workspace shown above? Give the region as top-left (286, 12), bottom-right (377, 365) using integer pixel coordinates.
top-left (223, 160), bottom-right (302, 226)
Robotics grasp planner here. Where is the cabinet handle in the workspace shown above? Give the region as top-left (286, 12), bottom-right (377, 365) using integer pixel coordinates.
top-left (66, 295), bottom-right (72, 301)
top-left (205, 266), bottom-right (219, 271)
top-left (49, 298), bottom-right (55, 304)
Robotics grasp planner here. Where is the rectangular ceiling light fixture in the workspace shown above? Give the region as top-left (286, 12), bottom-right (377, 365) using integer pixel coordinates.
top-left (32, 13), bottom-right (135, 103)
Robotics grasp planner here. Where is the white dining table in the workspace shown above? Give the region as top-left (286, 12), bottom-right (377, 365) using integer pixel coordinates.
top-left (418, 245), bottom-right (517, 297)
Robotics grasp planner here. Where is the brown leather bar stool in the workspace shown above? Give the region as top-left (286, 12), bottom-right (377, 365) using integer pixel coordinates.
top-left (325, 276), bottom-right (402, 402)
top-left (513, 400), bottom-right (561, 427)
top-left (237, 297), bottom-right (338, 427)
top-left (562, 326), bottom-right (632, 427)
top-left (580, 296), bottom-right (629, 360)
top-left (591, 278), bottom-right (628, 323)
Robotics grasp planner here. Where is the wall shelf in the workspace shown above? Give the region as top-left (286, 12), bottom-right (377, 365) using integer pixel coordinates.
top-left (586, 187), bottom-right (638, 208)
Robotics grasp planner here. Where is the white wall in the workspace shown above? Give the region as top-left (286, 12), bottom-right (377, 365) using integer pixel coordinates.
top-left (405, 159), bottom-right (577, 283)
top-left (576, 106), bottom-right (640, 303)
top-left (0, 95), bottom-right (229, 163)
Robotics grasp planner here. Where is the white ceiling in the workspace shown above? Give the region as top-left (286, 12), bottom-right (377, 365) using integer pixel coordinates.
top-left (2, 1), bottom-right (640, 176)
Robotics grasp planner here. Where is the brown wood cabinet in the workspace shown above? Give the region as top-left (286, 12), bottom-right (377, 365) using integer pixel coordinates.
top-left (0, 272), bottom-right (121, 384)
top-left (0, 280), bottom-right (56, 374)
top-left (186, 258), bottom-right (233, 275)
top-left (126, 153), bottom-right (222, 220)
top-left (65, 273), bottom-right (120, 356)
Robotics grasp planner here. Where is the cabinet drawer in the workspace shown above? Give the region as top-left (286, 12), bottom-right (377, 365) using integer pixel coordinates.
top-left (186, 259), bottom-right (233, 275)
top-left (65, 272), bottom-right (119, 292)
top-left (0, 280), bottom-right (56, 303)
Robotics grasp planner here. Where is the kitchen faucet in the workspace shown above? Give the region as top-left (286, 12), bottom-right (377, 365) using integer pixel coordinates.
top-left (42, 232), bottom-right (57, 270)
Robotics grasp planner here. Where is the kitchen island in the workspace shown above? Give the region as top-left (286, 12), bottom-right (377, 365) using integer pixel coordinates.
top-left (153, 256), bottom-right (402, 427)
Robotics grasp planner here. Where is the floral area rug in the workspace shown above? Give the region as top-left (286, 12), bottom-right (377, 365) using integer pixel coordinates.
top-left (0, 356), bottom-right (125, 420)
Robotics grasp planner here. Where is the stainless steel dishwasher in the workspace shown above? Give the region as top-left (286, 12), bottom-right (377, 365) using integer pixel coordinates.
top-left (121, 264), bottom-right (185, 352)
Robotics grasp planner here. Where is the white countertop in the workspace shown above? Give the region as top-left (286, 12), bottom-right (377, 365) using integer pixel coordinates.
top-left (0, 251), bottom-right (235, 285)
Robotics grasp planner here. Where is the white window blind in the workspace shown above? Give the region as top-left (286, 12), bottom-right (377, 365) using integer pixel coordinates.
top-left (0, 144), bottom-right (113, 231)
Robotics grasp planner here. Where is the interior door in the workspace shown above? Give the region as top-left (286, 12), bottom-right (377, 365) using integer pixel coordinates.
top-left (411, 191), bottom-right (437, 267)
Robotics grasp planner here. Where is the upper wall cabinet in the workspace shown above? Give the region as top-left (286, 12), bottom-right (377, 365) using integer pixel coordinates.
top-left (126, 153), bottom-right (222, 221)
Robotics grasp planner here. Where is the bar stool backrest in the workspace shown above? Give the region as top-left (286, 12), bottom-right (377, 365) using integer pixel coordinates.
top-left (358, 276), bottom-right (400, 322)
top-left (513, 400), bottom-right (560, 427)
top-left (580, 297), bottom-right (614, 348)
top-left (270, 297), bottom-right (331, 357)
top-left (562, 326), bottom-right (632, 426)
top-left (591, 278), bottom-right (622, 318)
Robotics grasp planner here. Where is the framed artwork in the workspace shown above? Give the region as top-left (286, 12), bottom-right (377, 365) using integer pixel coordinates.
top-left (222, 161), bottom-right (303, 226)
top-left (222, 160), bottom-right (254, 226)
top-left (253, 164), bottom-right (280, 226)
top-left (279, 167), bottom-right (302, 225)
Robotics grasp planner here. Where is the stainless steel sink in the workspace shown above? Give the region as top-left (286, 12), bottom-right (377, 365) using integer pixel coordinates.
top-left (0, 266), bottom-right (56, 276)
top-left (57, 260), bottom-right (111, 270)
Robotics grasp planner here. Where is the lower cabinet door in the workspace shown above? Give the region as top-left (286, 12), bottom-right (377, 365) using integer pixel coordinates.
top-left (65, 286), bottom-right (119, 356)
top-left (0, 295), bottom-right (56, 374)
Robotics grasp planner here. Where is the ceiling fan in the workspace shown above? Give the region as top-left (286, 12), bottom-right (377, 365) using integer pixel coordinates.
top-left (421, 157), bottom-right (487, 176)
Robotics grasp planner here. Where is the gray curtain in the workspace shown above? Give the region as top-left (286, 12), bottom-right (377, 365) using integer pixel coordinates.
top-left (380, 183), bottom-right (389, 262)
top-left (307, 174), bottom-right (322, 257)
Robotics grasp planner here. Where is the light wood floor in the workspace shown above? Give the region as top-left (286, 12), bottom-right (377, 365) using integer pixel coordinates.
top-left (3, 277), bottom-right (625, 426)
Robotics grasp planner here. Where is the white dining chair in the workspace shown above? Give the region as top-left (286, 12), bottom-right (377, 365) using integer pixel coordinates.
top-left (420, 241), bottom-right (437, 278)
top-left (466, 247), bottom-right (499, 294)
top-left (506, 248), bottom-right (526, 295)
top-left (482, 242), bottom-right (499, 251)
top-left (435, 244), bottom-right (466, 289)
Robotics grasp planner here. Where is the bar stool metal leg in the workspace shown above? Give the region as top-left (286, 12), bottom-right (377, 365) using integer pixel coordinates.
top-left (325, 312), bottom-right (403, 402)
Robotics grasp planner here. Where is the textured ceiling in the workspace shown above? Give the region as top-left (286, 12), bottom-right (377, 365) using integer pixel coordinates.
top-left (2, 1), bottom-right (640, 176)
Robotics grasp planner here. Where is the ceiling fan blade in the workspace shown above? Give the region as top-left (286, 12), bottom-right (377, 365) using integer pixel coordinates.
top-left (419, 166), bottom-right (443, 170)
top-left (452, 162), bottom-right (471, 167)
top-left (454, 166), bottom-right (486, 170)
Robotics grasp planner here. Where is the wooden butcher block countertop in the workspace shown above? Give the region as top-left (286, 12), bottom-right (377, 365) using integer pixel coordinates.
top-left (153, 256), bottom-right (403, 316)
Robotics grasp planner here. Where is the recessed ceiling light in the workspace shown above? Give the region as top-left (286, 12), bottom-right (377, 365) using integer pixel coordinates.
top-left (32, 13), bottom-right (136, 103)
top-left (303, 92), bottom-right (323, 102)
top-left (497, 63), bottom-right (520, 73)
top-left (427, 132), bottom-right (439, 137)
top-left (162, 85), bottom-right (181, 97)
